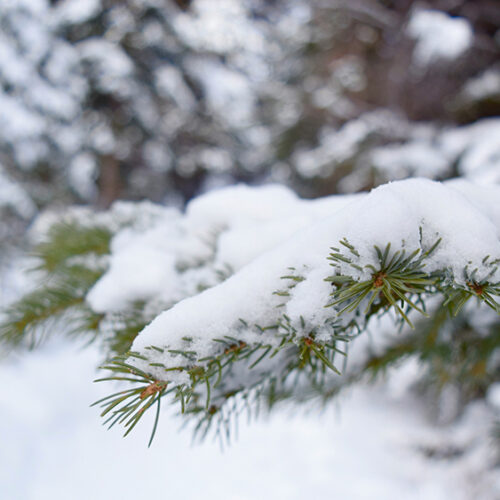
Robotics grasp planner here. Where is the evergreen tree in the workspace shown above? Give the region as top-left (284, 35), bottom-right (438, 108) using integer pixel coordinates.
top-left (1, 0), bottom-right (499, 218)
top-left (2, 178), bottom-right (499, 447)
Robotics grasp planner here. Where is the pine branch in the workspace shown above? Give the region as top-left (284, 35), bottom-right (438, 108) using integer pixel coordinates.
top-left (0, 267), bottom-right (104, 348)
top-left (326, 238), bottom-right (441, 327)
top-left (32, 221), bottom-right (111, 274)
top-left (92, 235), bottom-right (500, 444)
top-left (94, 305), bottom-right (353, 444)
top-left (104, 301), bottom-right (151, 356)
top-left (3, 182), bottom-right (500, 447)
top-left (0, 218), bottom-right (111, 348)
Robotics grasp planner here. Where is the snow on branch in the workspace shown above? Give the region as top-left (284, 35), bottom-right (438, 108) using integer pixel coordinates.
top-left (91, 179), bottom-right (500, 441)
top-left (2, 178), bottom-right (500, 443)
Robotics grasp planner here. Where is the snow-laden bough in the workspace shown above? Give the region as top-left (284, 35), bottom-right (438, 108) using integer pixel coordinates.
top-left (92, 179), bottom-right (500, 444)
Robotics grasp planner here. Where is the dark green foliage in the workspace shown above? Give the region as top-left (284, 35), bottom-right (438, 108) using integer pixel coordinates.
top-left (81, 239), bottom-right (500, 443)
top-left (95, 314), bottom-right (352, 444)
top-left (326, 238), bottom-right (442, 327)
top-left (93, 359), bottom-right (167, 447)
top-left (363, 304), bottom-right (500, 402)
top-left (0, 277), bottom-right (100, 348)
top-left (101, 301), bottom-right (151, 356)
top-left (1, 223), bottom-right (500, 446)
top-left (0, 221), bottom-right (111, 348)
top-left (32, 222), bottom-right (112, 274)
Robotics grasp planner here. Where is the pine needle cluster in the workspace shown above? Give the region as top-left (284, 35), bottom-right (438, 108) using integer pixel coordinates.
top-left (1, 215), bottom-right (500, 446)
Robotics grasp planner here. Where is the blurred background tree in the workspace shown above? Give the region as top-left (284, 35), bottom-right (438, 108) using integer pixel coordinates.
top-left (1, 0), bottom-right (498, 233)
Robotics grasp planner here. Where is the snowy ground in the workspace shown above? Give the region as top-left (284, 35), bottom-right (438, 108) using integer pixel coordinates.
top-left (1, 338), bottom-right (498, 500)
top-left (1, 185), bottom-right (500, 500)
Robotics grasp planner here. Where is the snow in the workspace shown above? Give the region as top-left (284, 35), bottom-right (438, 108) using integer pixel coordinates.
top-left (68, 153), bottom-right (98, 201)
top-left (155, 65), bottom-right (196, 112)
top-left (487, 383), bottom-right (500, 411)
top-left (172, 0), bottom-right (267, 54)
top-left (348, 117), bottom-right (500, 188)
top-left (440, 119), bottom-right (500, 184)
top-left (0, 94), bottom-right (46, 142)
top-left (447, 179), bottom-right (500, 230)
top-left (86, 184), bottom-right (359, 315)
top-left (292, 110), bottom-right (408, 180)
top-left (2, 176), bottom-right (500, 498)
top-left (371, 142), bottom-right (451, 180)
top-left (0, 165), bottom-right (37, 219)
top-left (86, 211), bottom-right (184, 313)
top-left (0, 339), bottom-right (498, 500)
top-left (289, 114), bottom-right (500, 189)
top-left (77, 179), bottom-right (500, 385)
top-left (186, 58), bottom-right (256, 128)
top-left (0, 32), bottom-right (32, 85)
top-left (53, 0), bottom-right (101, 25)
top-left (0, 0), bottom-right (88, 172)
top-left (294, 118), bottom-right (375, 178)
top-left (0, 0), bottom-right (499, 492)
top-left (461, 69), bottom-right (500, 102)
top-left (407, 10), bottom-right (473, 66)
top-left (77, 38), bottom-right (134, 94)
top-left (0, 0), bottom-right (493, 207)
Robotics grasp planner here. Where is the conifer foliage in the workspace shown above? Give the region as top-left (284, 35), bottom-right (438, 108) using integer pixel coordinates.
top-left (1, 179), bottom-right (500, 445)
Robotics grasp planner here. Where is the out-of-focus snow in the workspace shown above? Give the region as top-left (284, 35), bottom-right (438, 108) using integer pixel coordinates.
top-left (77, 38), bottom-right (134, 94)
top-left (68, 153), bottom-right (98, 200)
top-left (293, 111), bottom-right (405, 179)
top-left (172, 0), bottom-right (267, 55)
top-left (370, 142), bottom-right (450, 180)
top-left (52, 0), bottom-right (101, 25)
top-left (0, 0), bottom-right (497, 210)
top-left (460, 69), bottom-right (500, 103)
top-left (155, 65), bottom-right (197, 112)
top-left (0, 0), bottom-right (313, 197)
top-left (186, 58), bottom-right (256, 128)
top-left (0, 165), bottom-right (37, 219)
top-left (487, 383), bottom-right (500, 411)
top-left (0, 339), bottom-right (498, 500)
top-left (323, 116), bottom-right (500, 190)
top-left (407, 10), bottom-right (473, 66)
top-left (441, 119), bottom-right (500, 184)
